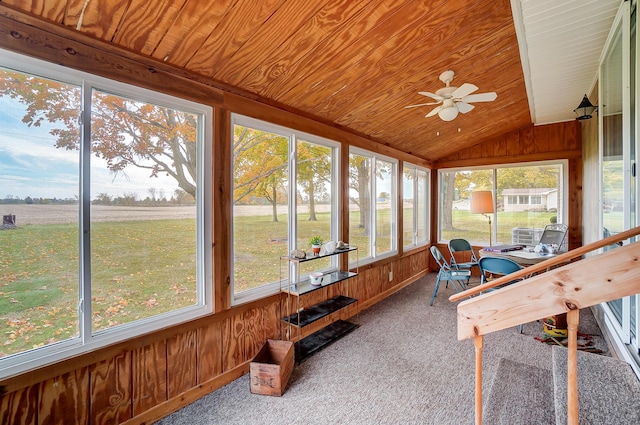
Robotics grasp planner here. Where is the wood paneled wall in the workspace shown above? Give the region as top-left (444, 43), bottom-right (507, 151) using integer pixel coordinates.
top-left (0, 8), bottom-right (430, 425)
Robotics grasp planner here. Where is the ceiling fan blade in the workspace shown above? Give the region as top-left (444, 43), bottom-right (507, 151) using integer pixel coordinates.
top-left (456, 102), bottom-right (475, 114)
top-left (425, 105), bottom-right (442, 118)
top-left (418, 91), bottom-right (444, 101)
top-left (405, 102), bottom-right (438, 109)
top-left (451, 83), bottom-right (478, 99)
top-left (462, 92), bottom-right (497, 103)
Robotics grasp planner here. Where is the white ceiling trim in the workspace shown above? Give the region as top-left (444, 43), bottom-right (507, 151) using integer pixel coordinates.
top-left (511, 0), bottom-right (622, 125)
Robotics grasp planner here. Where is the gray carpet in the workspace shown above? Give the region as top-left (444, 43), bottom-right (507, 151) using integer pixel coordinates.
top-left (156, 273), bottom-right (611, 425)
top-left (553, 345), bottom-right (640, 425)
top-left (483, 358), bottom-right (555, 425)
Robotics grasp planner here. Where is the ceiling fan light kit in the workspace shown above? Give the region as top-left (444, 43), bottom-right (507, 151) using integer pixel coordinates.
top-left (406, 70), bottom-right (497, 121)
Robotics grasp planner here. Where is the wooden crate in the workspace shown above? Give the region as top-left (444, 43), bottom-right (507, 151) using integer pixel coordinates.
top-left (249, 339), bottom-right (294, 396)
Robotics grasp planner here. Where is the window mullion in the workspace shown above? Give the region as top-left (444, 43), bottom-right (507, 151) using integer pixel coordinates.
top-left (79, 82), bottom-right (92, 343)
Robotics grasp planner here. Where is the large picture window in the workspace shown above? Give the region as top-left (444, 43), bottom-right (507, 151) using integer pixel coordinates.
top-left (232, 115), bottom-right (339, 303)
top-left (438, 162), bottom-right (566, 246)
top-left (0, 50), bottom-right (212, 378)
top-left (349, 148), bottom-right (398, 262)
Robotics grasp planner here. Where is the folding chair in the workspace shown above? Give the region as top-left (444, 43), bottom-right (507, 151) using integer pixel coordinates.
top-left (448, 238), bottom-right (479, 277)
top-left (478, 256), bottom-right (526, 332)
top-left (539, 223), bottom-right (568, 252)
top-left (429, 246), bottom-right (471, 306)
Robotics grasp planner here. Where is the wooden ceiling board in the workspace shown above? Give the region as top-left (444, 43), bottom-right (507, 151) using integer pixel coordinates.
top-left (150, 0), bottom-right (237, 66)
top-left (65, 0), bottom-right (130, 40)
top-left (254, 0), bottom-right (403, 100)
top-left (112, 0), bottom-right (188, 56)
top-left (185, 0), bottom-right (288, 78)
top-left (384, 78), bottom-right (530, 159)
top-left (274, 1), bottom-right (446, 108)
top-left (2, 0), bottom-right (66, 22)
top-left (213, 0), bottom-right (330, 86)
top-left (335, 23), bottom-right (518, 130)
top-left (234, 0), bottom-right (372, 91)
top-left (345, 35), bottom-right (526, 149)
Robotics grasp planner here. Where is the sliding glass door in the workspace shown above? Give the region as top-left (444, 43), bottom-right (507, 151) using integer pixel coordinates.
top-left (600, 0), bottom-right (640, 354)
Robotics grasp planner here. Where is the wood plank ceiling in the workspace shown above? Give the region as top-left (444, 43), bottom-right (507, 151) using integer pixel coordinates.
top-left (4, 0), bottom-right (532, 161)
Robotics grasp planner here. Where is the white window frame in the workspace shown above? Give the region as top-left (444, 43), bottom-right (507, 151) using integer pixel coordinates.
top-left (0, 49), bottom-right (213, 379)
top-left (349, 147), bottom-right (398, 265)
top-left (437, 160), bottom-right (568, 245)
top-left (403, 162), bottom-right (430, 249)
top-left (230, 114), bottom-right (341, 305)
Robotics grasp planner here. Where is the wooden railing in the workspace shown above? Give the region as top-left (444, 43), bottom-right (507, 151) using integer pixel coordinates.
top-left (449, 226), bottom-right (640, 425)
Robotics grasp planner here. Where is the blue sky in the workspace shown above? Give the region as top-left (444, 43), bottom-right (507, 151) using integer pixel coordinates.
top-left (0, 96), bottom-right (179, 201)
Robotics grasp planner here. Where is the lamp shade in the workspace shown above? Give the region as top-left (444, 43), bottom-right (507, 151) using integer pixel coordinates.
top-left (573, 94), bottom-right (597, 120)
top-left (470, 191), bottom-right (494, 214)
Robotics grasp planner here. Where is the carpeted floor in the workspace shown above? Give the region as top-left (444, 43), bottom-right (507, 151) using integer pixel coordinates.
top-left (156, 273), bottom-right (610, 425)
top-left (483, 358), bottom-right (555, 425)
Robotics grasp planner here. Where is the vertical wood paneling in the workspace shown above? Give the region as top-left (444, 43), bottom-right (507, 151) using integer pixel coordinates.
top-left (90, 352), bottom-right (132, 424)
top-left (197, 321), bottom-right (223, 382)
top-left (222, 314), bottom-right (245, 371)
top-left (244, 308), bottom-right (264, 361)
top-left (167, 331), bottom-right (198, 398)
top-left (565, 120), bottom-right (579, 151)
top-left (0, 385), bottom-right (36, 425)
top-left (133, 340), bottom-right (167, 416)
top-left (533, 124), bottom-right (552, 153)
top-left (519, 126), bottom-right (534, 153)
top-left (494, 133), bottom-right (507, 157)
top-left (265, 300), bottom-right (280, 340)
top-left (39, 368), bottom-right (89, 424)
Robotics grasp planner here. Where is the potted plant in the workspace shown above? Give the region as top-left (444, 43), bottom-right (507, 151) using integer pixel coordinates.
top-left (309, 236), bottom-right (323, 256)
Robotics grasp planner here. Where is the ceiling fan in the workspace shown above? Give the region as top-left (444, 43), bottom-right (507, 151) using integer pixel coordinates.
top-left (405, 70), bottom-right (497, 121)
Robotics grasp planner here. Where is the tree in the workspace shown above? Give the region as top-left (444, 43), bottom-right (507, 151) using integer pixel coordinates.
top-left (349, 155), bottom-right (371, 235)
top-left (232, 126), bottom-right (288, 222)
top-left (297, 141), bottom-right (332, 221)
top-left (0, 69), bottom-right (199, 198)
top-left (94, 193), bottom-right (112, 205)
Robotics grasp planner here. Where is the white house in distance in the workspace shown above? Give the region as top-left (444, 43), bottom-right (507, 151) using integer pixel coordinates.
top-left (501, 188), bottom-right (558, 212)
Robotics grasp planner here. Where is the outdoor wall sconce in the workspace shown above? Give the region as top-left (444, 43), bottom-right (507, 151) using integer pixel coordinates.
top-left (573, 94), bottom-right (598, 120)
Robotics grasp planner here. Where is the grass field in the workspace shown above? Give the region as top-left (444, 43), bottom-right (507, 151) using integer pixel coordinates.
top-left (1, 219), bottom-right (196, 357)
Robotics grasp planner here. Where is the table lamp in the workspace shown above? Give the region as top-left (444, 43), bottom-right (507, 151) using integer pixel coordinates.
top-left (471, 191), bottom-right (494, 246)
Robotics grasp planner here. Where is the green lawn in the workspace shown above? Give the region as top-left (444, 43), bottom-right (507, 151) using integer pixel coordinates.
top-left (442, 210), bottom-right (560, 245)
top-left (1, 219), bottom-right (196, 357)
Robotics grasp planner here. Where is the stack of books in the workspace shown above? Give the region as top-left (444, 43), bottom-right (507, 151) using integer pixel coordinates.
top-left (482, 244), bottom-right (524, 253)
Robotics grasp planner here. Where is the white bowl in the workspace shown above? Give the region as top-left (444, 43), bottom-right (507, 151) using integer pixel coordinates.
top-left (310, 272), bottom-right (323, 285)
